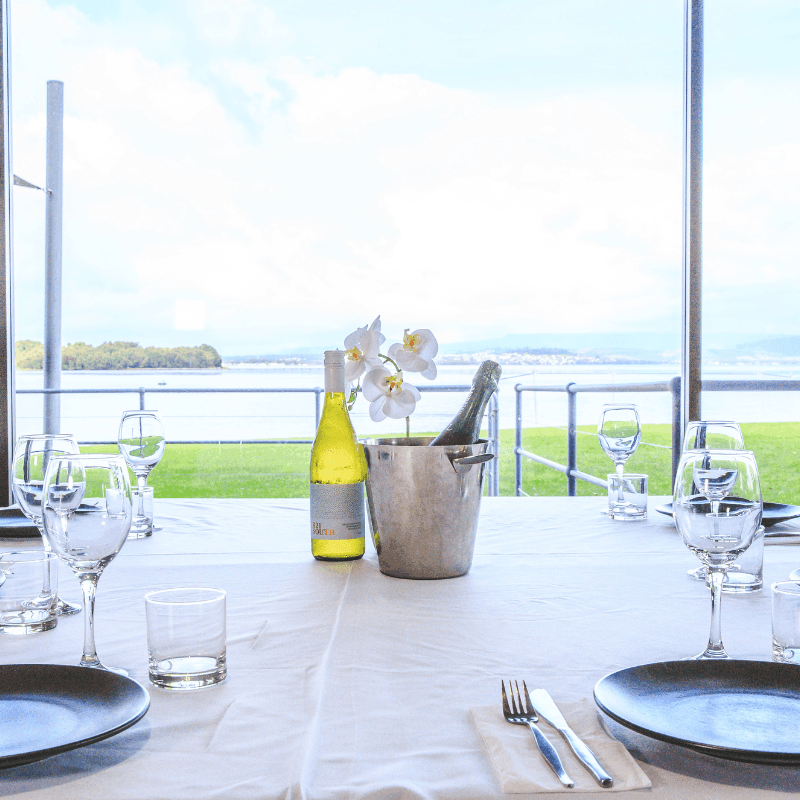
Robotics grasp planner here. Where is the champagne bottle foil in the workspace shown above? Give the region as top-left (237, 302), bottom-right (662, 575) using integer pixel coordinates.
top-left (429, 360), bottom-right (501, 447)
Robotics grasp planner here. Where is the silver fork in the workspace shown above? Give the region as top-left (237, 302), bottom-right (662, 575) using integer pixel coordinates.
top-left (501, 679), bottom-right (574, 788)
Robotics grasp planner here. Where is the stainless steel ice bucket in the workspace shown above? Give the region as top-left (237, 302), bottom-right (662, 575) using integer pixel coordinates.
top-left (362, 437), bottom-right (494, 579)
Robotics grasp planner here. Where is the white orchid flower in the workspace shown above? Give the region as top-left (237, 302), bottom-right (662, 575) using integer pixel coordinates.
top-left (343, 316), bottom-right (385, 383)
top-left (361, 366), bottom-right (421, 422)
top-left (387, 328), bottom-right (438, 380)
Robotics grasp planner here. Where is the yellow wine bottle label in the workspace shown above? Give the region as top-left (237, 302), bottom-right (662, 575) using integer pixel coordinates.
top-left (310, 482), bottom-right (365, 540)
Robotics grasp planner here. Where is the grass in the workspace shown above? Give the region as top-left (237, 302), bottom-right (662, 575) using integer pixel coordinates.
top-left (84, 422), bottom-right (800, 501)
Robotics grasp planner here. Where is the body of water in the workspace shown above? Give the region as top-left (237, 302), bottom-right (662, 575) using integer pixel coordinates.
top-left (14, 364), bottom-right (800, 442)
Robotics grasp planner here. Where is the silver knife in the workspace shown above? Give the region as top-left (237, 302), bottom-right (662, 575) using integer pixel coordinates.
top-left (529, 689), bottom-right (613, 788)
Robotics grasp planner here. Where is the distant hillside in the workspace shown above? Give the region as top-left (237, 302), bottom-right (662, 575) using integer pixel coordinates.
top-left (16, 340), bottom-right (222, 370)
top-left (437, 332), bottom-right (679, 354)
top-left (223, 331), bottom-right (787, 364)
top-left (738, 336), bottom-right (800, 358)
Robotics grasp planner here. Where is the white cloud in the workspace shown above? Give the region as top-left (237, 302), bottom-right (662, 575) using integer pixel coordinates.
top-left (174, 299), bottom-right (206, 330)
top-left (10, 0), bottom-right (799, 353)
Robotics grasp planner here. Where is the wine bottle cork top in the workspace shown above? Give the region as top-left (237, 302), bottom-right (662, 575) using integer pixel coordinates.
top-left (324, 350), bottom-right (345, 366)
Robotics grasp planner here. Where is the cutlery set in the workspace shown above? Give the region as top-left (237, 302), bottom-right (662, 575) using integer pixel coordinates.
top-left (501, 679), bottom-right (613, 789)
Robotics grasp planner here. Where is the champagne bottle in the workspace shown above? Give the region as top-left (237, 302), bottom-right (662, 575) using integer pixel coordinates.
top-left (310, 350), bottom-right (367, 561)
top-left (429, 360), bottom-right (502, 446)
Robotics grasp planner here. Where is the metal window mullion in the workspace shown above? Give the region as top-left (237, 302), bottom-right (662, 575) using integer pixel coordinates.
top-left (681, 0), bottom-right (703, 436)
top-left (0, 0), bottom-right (14, 505)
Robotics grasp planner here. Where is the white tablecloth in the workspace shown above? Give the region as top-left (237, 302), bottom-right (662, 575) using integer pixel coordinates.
top-left (2, 497), bottom-right (800, 799)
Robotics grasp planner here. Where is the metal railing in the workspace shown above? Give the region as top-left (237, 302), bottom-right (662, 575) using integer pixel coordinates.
top-left (17, 384), bottom-right (501, 496)
top-left (514, 377), bottom-right (800, 496)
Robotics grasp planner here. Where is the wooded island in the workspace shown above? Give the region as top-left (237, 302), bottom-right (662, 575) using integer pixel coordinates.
top-left (16, 340), bottom-right (222, 370)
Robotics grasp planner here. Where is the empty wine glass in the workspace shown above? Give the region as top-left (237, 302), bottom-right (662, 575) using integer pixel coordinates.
top-left (683, 420), bottom-right (744, 452)
top-left (42, 454), bottom-right (132, 672)
top-left (683, 421), bottom-right (746, 582)
top-left (118, 410), bottom-right (165, 536)
top-left (598, 404), bottom-right (641, 517)
top-left (12, 434), bottom-right (82, 616)
top-left (673, 450), bottom-right (762, 659)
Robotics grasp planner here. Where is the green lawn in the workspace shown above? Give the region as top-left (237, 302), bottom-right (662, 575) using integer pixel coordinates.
top-left (84, 422), bottom-right (800, 501)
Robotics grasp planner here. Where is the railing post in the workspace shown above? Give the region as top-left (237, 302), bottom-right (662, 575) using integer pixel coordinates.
top-left (314, 387), bottom-right (322, 430)
top-left (487, 391), bottom-right (499, 496)
top-left (671, 375), bottom-right (682, 491)
top-left (566, 382), bottom-right (577, 496)
top-left (139, 387), bottom-right (146, 410)
top-left (515, 384), bottom-right (522, 497)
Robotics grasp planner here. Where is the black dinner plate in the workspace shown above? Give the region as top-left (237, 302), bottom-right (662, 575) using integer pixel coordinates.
top-left (655, 501), bottom-right (800, 529)
top-left (0, 507), bottom-right (39, 538)
top-left (595, 660), bottom-right (800, 764)
top-left (0, 664), bottom-right (150, 769)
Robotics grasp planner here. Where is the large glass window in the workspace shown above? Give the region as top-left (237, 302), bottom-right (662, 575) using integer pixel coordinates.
top-left (12, 1), bottom-right (689, 496)
top-left (701, 0), bottom-right (800, 504)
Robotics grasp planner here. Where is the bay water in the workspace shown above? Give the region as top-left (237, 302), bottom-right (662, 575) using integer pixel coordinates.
top-left (14, 364), bottom-right (800, 443)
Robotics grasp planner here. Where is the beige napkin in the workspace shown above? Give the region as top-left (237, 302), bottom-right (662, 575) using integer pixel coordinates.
top-left (471, 698), bottom-right (651, 793)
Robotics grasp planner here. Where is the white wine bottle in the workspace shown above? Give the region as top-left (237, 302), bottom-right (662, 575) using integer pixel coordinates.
top-left (429, 360), bottom-right (502, 446)
top-left (310, 350), bottom-right (367, 561)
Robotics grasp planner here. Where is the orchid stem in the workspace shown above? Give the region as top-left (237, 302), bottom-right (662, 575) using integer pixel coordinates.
top-left (379, 353), bottom-right (400, 372)
top-left (406, 417), bottom-right (410, 438)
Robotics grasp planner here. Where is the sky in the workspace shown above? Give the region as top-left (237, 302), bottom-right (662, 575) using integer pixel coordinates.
top-left (9, 0), bottom-right (800, 355)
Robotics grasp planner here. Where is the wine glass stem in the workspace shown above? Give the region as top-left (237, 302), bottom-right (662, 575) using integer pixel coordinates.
top-left (36, 526), bottom-right (53, 596)
top-left (703, 566), bottom-right (728, 658)
top-left (78, 573), bottom-right (102, 668)
top-left (615, 463), bottom-right (625, 502)
top-left (138, 475), bottom-right (147, 491)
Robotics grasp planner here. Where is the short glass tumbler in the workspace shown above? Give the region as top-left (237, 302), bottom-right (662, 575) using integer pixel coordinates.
top-left (145, 587), bottom-right (227, 690)
top-left (606, 474), bottom-right (647, 520)
top-left (0, 551), bottom-right (59, 635)
top-left (708, 524), bottom-right (764, 594)
top-left (772, 581), bottom-right (800, 664)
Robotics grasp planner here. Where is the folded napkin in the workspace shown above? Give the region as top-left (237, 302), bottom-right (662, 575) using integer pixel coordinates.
top-left (471, 698), bottom-right (651, 793)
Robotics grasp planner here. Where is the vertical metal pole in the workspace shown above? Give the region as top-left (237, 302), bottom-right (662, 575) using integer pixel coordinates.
top-left (487, 392), bottom-right (499, 497)
top-left (566, 383), bottom-right (577, 496)
top-left (0, 0), bottom-right (15, 505)
top-left (671, 376), bottom-right (682, 490)
top-left (43, 80), bottom-right (64, 435)
top-left (681, 0), bottom-right (703, 436)
top-left (139, 387), bottom-right (146, 410)
top-left (514, 384), bottom-right (522, 496)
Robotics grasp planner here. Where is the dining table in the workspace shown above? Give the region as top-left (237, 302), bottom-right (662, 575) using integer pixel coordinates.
top-left (2, 495), bottom-right (800, 799)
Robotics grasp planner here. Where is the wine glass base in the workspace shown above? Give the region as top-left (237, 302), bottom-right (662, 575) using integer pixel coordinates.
top-left (56, 598), bottom-right (82, 615)
top-left (21, 595), bottom-right (81, 616)
top-left (80, 660), bottom-right (128, 676)
top-left (683, 650), bottom-right (730, 660)
top-left (688, 565), bottom-right (707, 581)
top-left (688, 565), bottom-right (762, 593)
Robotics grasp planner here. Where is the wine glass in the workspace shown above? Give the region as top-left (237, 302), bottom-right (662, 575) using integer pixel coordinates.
top-left (118, 410), bottom-right (165, 535)
top-left (683, 420), bottom-right (744, 452)
top-left (42, 454), bottom-right (132, 672)
top-left (597, 404), bottom-right (641, 517)
top-left (673, 450), bottom-right (762, 659)
top-left (682, 421), bottom-right (746, 582)
top-left (12, 434), bottom-right (82, 615)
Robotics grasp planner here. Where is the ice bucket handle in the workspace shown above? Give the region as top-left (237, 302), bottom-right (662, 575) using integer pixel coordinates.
top-left (450, 452), bottom-right (495, 474)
